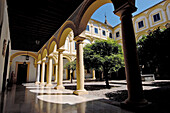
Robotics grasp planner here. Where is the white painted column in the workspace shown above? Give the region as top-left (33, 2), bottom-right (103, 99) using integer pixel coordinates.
top-left (46, 57), bottom-right (53, 87)
top-left (35, 63), bottom-right (41, 85)
top-left (40, 60), bottom-right (46, 86)
top-left (54, 63), bottom-right (58, 82)
top-left (55, 49), bottom-right (65, 89)
top-left (73, 36), bottom-right (88, 95)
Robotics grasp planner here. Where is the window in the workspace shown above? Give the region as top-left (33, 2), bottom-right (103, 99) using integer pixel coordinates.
top-left (153, 13), bottom-right (161, 22)
top-left (109, 33), bottom-right (112, 38)
top-left (86, 25), bottom-right (89, 31)
top-left (94, 28), bottom-right (98, 34)
top-left (116, 31), bottom-right (120, 38)
top-left (102, 30), bottom-right (106, 36)
top-left (138, 21), bottom-right (144, 28)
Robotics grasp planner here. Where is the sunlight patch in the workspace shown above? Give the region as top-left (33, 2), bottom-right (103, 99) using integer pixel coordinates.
top-left (37, 95), bottom-right (103, 105)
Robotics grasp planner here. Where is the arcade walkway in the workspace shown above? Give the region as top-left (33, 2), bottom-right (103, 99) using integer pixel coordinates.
top-left (0, 83), bottom-right (132, 113)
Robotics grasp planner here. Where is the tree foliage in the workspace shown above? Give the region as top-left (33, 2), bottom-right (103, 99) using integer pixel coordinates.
top-left (137, 27), bottom-right (170, 78)
top-left (84, 38), bottom-right (124, 87)
top-left (64, 60), bottom-right (76, 71)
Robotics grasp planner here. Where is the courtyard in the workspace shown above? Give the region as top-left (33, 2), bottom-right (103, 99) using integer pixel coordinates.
top-left (1, 80), bottom-right (170, 113)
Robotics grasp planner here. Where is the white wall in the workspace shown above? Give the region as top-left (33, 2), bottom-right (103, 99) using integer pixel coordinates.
top-left (10, 50), bottom-right (37, 82)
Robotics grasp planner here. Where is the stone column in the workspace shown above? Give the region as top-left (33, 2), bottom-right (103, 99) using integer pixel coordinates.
top-left (73, 36), bottom-right (88, 95)
top-left (92, 69), bottom-right (96, 79)
top-left (46, 56), bottom-right (53, 87)
top-left (40, 60), bottom-right (46, 86)
top-left (114, 6), bottom-right (148, 107)
top-left (54, 63), bottom-right (58, 82)
top-left (54, 49), bottom-right (65, 89)
top-left (35, 63), bottom-right (41, 85)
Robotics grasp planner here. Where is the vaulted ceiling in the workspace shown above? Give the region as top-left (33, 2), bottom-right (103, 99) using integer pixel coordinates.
top-left (7, 0), bottom-right (84, 52)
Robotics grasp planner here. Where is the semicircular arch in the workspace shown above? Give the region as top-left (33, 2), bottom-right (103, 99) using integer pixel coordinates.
top-left (78, 0), bottom-right (112, 34)
top-left (10, 51), bottom-right (38, 65)
top-left (57, 21), bottom-right (76, 48)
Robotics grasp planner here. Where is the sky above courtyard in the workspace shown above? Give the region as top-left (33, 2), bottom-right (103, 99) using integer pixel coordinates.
top-left (91, 0), bottom-right (163, 27)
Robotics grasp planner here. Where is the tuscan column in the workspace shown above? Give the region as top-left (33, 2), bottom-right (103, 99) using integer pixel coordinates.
top-left (114, 4), bottom-right (148, 107)
top-left (40, 59), bottom-right (46, 86)
top-left (35, 63), bottom-right (41, 85)
top-left (92, 69), bottom-right (96, 79)
top-left (70, 39), bottom-right (73, 54)
top-left (73, 36), bottom-right (88, 95)
top-left (46, 56), bottom-right (53, 87)
top-left (54, 49), bottom-right (65, 89)
top-left (54, 63), bottom-right (58, 82)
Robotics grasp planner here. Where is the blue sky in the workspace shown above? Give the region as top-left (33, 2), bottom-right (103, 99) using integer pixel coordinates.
top-left (91, 0), bottom-right (163, 27)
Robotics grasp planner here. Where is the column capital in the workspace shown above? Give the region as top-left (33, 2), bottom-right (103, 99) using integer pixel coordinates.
top-left (42, 59), bottom-right (46, 62)
top-left (113, 2), bottom-right (137, 17)
top-left (74, 36), bottom-right (86, 42)
top-left (37, 62), bottom-right (41, 64)
top-left (57, 48), bottom-right (65, 52)
top-left (48, 55), bottom-right (53, 58)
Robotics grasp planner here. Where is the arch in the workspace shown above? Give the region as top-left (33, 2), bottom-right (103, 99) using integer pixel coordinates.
top-left (136, 32), bottom-right (147, 41)
top-left (10, 51), bottom-right (37, 63)
top-left (63, 55), bottom-right (72, 62)
top-left (52, 56), bottom-right (57, 64)
top-left (47, 36), bottom-right (57, 54)
top-left (41, 48), bottom-right (48, 60)
top-left (48, 41), bottom-right (57, 55)
top-left (78, 0), bottom-right (112, 34)
top-left (57, 21), bottom-right (76, 48)
top-left (37, 54), bottom-right (41, 63)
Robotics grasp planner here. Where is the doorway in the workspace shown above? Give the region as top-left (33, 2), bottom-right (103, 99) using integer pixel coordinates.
top-left (16, 63), bottom-right (28, 84)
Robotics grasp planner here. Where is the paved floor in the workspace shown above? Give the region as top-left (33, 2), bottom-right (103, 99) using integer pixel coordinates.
top-left (1, 80), bottom-right (170, 113)
top-left (0, 82), bottom-right (133, 113)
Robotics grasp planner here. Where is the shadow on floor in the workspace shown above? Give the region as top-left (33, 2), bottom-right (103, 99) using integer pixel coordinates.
top-left (65, 85), bottom-right (117, 91)
top-left (105, 82), bottom-right (170, 113)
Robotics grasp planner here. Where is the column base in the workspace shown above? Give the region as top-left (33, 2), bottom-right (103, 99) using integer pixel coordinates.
top-left (53, 80), bottom-right (57, 83)
top-left (121, 98), bottom-right (150, 110)
top-left (92, 77), bottom-right (96, 80)
top-left (35, 81), bottom-right (40, 85)
top-left (40, 82), bottom-right (45, 86)
top-left (45, 83), bottom-right (53, 87)
top-left (54, 85), bottom-right (65, 90)
top-left (73, 89), bottom-right (88, 95)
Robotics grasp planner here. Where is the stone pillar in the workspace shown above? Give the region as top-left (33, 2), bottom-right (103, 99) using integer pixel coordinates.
top-left (114, 6), bottom-right (148, 107)
top-left (54, 63), bottom-right (58, 82)
top-left (46, 56), bottom-right (53, 87)
top-left (73, 36), bottom-right (88, 95)
top-left (92, 69), bottom-right (96, 79)
top-left (35, 63), bottom-right (41, 85)
top-left (40, 60), bottom-right (46, 86)
top-left (54, 49), bottom-right (65, 89)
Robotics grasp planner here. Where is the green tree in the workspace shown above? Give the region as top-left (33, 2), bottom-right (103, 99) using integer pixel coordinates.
top-left (84, 38), bottom-right (124, 88)
top-left (137, 27), bottom-right (170, 78)
top-left (64, 60), bottom-right (76, 83)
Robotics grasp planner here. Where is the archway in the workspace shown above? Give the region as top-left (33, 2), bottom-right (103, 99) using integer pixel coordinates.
top-left (10, 51), bottom-right (37, 66)
top-left (10, 53), bottom-right (37, 84)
